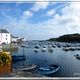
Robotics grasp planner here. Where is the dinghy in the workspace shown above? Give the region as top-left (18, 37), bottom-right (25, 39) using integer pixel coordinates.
top-left (38, 64), bottom-right (60, 75)
top-left (14, 64), bottom-right (37, 71)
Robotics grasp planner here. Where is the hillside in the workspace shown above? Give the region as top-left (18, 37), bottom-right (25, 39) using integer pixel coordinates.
top-left (48, 33), bottom-right (80, 42)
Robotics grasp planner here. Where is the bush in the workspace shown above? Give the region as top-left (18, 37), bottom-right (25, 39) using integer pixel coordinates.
top-left (0, 52), bottom-right (12, 66)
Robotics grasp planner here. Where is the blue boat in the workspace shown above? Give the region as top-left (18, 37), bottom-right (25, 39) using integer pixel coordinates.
top-left (12, 55), bottom-right (26, 61)
top-left (38, 64), bottom-right (60, 75)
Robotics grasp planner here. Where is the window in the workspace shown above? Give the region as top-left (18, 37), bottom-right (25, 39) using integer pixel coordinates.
top-left (6, 35), bottom-right (7, 37)
top-left (6, 38), bottom-right (7, 40)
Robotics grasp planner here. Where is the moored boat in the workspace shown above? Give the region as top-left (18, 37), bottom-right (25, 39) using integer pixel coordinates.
top-left (34, 49), bottom-right (39, 53)
top-left (14, 64), bottom-right (37, 71)
top-left (41, 47), bottom-right (46, 52)
top-left (63, 47), bottom-right (70, 51)
top-left (38, 64), bottom-right (60, 75)
top-left (74, 54), bottom-right (80, 60)
top-left (34, 44), bottom-right (39, 49)
top-left (12, 55), bottom-right (26, 61)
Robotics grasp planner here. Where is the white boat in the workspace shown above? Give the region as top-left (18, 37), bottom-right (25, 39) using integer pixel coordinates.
top-left (63, 47), bottom-right (70, 51)
top-left (38, 64), bottom-right (60, 75)
top-left (41, 47), bottom-right (46, 52)
top-left (14, 64), bottom-right (37, 71)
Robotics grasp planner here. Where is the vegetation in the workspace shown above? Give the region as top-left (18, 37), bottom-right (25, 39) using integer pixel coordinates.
top-left (0, 52), bottom-right (11, 66)
top-left (48, 33), bottom-right (80, 42)
top-left (2, 44), bottom-right (19, 52)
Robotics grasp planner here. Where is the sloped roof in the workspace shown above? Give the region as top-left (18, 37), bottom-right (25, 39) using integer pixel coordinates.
top-left (0, 29), bottom-right (9, 33)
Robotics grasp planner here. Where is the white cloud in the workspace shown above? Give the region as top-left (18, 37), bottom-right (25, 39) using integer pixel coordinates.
top-left (46, 9), bottom-right (55, 16)
top-left (31, 2), bottom-right (49, 12)
top-left (2, 2), bottom-right (80, 40)
top-left (23, 10), bottom-right (33, 17)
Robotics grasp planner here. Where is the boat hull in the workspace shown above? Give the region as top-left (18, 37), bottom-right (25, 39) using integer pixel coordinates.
top-left (38, 64), bottom-right (60, 75)
top-left (12, 55), bottom-right (26, 61)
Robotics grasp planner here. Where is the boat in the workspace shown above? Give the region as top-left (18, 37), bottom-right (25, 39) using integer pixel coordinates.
top-left (69, 47), bottom-right (75, 51)
top-left (38, 64), bottom-right (60, 75)
top-left (63, 47), bottom-right (70, 51)
top-left (12, 55), bottom-right (26, 61)
top-left (48, 46), bottom-right (53, 53)
top-left (75, 47), bottom-right (80, 50)
top-left (34, 49), bottom-right (39, 53)
top-left (74, 54), bottom-right (80, 59)
top-left (14, 64), bottom-right (37, 71)
top-left (41, 47), bottom-right (46, 52)
top-left (52, 45), bottom-right (56, 48)
top-left (34, 45), bottom-right (39, 49)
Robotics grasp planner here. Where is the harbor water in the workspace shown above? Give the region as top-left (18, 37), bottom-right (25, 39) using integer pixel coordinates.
top-left (12, 41), bottom-right (80, 77)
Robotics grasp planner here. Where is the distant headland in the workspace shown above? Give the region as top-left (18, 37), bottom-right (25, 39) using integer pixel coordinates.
top-left (48, 33), bottom-right (80, 43)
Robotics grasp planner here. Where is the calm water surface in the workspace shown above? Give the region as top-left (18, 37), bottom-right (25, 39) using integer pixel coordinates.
top-left (12, 42), bottom-right (80, 77)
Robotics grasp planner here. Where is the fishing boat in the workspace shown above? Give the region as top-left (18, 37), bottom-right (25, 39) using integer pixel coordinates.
top-left (14, 64), bottom-right (37, 71)
top-left (38, 64), bottom-right (60, 75)
top-left (12, 55), bottom-right (26, 61)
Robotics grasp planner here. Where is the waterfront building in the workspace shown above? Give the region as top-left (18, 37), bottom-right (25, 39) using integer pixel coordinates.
top-left (11, 35), bottom-right (19, 43)
top-left (0, 29), bottom-right (11, 45)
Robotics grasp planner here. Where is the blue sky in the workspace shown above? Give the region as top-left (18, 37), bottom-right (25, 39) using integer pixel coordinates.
top-left (0, 1), bottom-right (80, 40)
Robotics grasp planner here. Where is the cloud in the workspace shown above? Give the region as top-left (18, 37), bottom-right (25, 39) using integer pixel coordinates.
top-left (46, 9), bottom-right (55, 16)
top-left (31, 2), bottom-right (49, 12)
top-left (1, 2), bottom-right (80, 40)
top-left (23, 10), bottom-right (33, 17)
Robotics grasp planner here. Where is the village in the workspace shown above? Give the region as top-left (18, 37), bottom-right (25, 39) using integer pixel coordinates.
top-left (0, 29), bottom-right (26, 45)
top-left (0, 29), bottom-right (27, 75)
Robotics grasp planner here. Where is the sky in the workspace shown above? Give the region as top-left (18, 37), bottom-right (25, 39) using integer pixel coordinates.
top-left (0, 1), bottom-right (80, 40)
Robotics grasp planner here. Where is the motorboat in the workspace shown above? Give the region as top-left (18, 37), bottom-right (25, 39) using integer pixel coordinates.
top-left (12, 55), bottom-right (26, 61)
top-left (14, 64), bottom-right (37, 71)
top-left (38, 64), bottom-right (60, 75)
top-left (41, 47), bottom-right (46, 52)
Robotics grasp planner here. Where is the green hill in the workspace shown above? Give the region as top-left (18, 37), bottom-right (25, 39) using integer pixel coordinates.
top-left (48, 33), bottom-right (80, 42)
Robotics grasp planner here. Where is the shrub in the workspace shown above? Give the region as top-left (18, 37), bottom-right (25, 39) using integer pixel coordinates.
top-left (0, 52), bottom-right (12, 66)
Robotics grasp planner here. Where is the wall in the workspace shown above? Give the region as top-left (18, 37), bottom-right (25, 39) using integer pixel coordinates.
top-left (1, 33), bottom-right (11, 44)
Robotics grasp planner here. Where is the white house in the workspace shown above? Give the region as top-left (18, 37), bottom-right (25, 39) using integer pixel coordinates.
top-left (0, 29), bottom-right (11, 45)
top-left (11, 35), bottom-right (19, 43)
